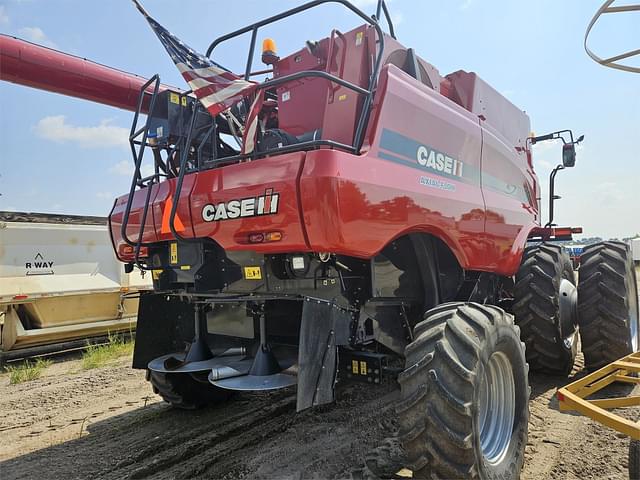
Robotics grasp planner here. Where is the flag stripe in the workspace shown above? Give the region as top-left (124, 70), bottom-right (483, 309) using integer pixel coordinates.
top-left (134, 0), bottom-right (256, 123)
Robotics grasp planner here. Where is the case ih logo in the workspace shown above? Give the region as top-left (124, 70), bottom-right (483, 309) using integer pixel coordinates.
top-left (202, 188), bottom-right (280, 222)
top-left (416, 145), bottom-right (464, 177)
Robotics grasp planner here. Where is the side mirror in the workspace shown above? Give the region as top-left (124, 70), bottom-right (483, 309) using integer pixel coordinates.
top-left (562, 143), bottom-right (576, 168)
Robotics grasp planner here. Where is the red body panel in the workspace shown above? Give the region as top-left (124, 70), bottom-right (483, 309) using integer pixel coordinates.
top-left (106, 24), bottom-right (540, 277)
top-left (110, 63), bottom-right (539, 276)
top-left (0, 34), bottom-right (179, 113)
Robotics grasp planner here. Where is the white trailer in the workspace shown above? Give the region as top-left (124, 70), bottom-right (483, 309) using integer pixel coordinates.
top-left (0, 212), bottom-right (151, 361)
top-left (632, 238), bottom-right (640, 264)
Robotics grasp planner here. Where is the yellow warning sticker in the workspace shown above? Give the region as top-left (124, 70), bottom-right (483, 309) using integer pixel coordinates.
top-left (170, 242), bottom-right (178, 264)
top-left (180, 265), bottom-right (191, 270)
top-left (338, 94), bottom-right (347, 101)
top-left (170, 92), bottom-right (180, 104)
top-left (355, 31), bottom-right (364, 46)
top-left (152, 269), bottom-right (162, 280)
top-left (181, 96), bottom-right (187, 107)
top-left (244, 266), bottom-right (262, 280)
top-left (360, 361), bottom-right (367, 375)
top-left (352, 360), bottom-right (359, 374)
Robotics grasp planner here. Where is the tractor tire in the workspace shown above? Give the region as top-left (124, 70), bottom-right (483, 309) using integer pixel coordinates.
top-left (149, 370), bottom-right (233, 409)
top-left (397, 302), bottom-right (529, 480)
top-left (513, 243), bottom-right (578, 376)
top-left (630, 440), bottom-right (640, 480)
top-left (577, 241), bottom-right (639, 371)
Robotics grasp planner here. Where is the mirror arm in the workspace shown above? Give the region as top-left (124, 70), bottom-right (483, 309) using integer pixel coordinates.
top-left (545, 164), bottom-right (565, 228)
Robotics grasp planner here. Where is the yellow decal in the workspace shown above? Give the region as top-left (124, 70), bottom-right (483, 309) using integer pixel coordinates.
top-left (360, 361), bottom-right (367, 375)
top-left (244, 266), bottom-right (262, 280)
top-left (351, 360), bottom-right (359, 374)
top-left (170, 242), bottom-right (178, 264)
top-left (355, 31), bottom-right (364, 46)
top-left (170, 92), bottom-right (180, 104)
top-left (152, 269), bottom-right (162, 280)
top-left (181, 96), bottom-right (187, 107)
top-left (180, 265), bottom-right (191, 270)
top-left (338, 94), bottom-right (347, 102)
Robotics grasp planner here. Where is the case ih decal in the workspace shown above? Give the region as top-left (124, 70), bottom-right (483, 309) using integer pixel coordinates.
top-left (201, 188), bottom-right (280, 222)
top-left (416, 145), bottom-right (464, 177)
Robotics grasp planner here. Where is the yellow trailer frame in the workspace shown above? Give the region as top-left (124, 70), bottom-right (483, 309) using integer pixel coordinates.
top-left (557, 352), bottom-right (640, 440)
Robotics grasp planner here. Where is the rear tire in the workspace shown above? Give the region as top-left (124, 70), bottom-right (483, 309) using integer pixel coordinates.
top-left (397, 302), bottom-right (529, 479)
top-left (630, 440), bottom-right (640, 480)
top-left (513, 243), bottom-right (578, 376)
top-left (149, 370), bottom-right (233, 409)
top-left (578, 241), bottom-right (639, 371)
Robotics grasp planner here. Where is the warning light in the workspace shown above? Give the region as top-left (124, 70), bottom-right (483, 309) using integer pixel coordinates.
top-left (248, 233), bottom-right (265, 244)
top-left (119, 245), bottom-right (148, 258)
top-left (248, 231), bottom-right (282, 243)
top-left (264, 231), bottom-right (282, 242)
top-left (261, 38), bottom-right (279, 65)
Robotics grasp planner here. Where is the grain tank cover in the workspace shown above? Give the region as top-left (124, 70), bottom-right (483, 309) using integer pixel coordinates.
top-left (446, 70), bottom-right (531, 149)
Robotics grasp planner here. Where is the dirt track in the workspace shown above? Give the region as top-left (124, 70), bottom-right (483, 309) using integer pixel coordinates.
top-left (0, 351), bottom-right (638, 480)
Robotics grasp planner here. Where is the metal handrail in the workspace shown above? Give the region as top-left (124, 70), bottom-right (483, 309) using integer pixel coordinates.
top-left (121, 75), bottom-right (160, 263)
top-left (205, 0), bottom-right (386, 153)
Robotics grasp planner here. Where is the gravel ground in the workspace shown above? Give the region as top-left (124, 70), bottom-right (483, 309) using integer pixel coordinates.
top-left (0, 348), bottom-right (637, 479)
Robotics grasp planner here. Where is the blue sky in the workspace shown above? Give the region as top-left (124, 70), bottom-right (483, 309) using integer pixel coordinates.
top-left (0, 0), bottom-right (638, 238)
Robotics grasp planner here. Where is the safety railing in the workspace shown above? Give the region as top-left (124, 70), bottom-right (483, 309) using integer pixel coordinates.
top-left (205, 0), bottom-right (387, 155)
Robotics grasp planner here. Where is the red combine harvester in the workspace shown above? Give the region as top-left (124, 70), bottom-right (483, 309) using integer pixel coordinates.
top-left (2, 1), bottom-right (638, 478)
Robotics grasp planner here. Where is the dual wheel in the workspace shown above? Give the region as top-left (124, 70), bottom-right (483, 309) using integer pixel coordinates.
top-left (397, 241), bottom-right (639, 479)
top-left (514, 241), bottom-right (638, 375)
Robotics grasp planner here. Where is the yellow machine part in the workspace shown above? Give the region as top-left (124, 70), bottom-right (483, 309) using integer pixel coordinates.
top-left (558, 352), bottom-right (640, 439)
top-left (1, 292), bottom-right (138, 351)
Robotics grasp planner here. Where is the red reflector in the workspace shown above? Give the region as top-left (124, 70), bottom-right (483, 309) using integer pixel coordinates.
top-left (13, 294), bottom-right (28, 300)
top-left (571, 227), bottom-right (583, 234)
top-left (557, 391), bottom-right (565, 402)
top-left (248, 233), bottom-right (265, 243)
top-left (554, 227), bottom-right (572, 236)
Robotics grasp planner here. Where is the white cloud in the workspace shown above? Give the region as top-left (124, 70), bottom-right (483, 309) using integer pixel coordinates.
top-left (96, 191), bottom-right (113, 199)
top-left (459, 0), bottom-right (474, 11)
top-left (34, 116), bottom-right (129, 148)
top-left (109, 160), bottom-right (153, 178)
top-left (109, 161), bottom-right (133, 176)
top-left (0, 6), bottom-right (9, 25)
top-left (18, 26), bottom-right (58, 48)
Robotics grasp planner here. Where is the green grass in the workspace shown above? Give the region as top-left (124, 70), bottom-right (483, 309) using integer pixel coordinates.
top-left (7, 358), bottom-right (52, 384)
top-left (81, 335), bottom-right (134, 370)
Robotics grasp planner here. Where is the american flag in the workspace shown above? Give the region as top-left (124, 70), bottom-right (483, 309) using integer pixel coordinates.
top-left (132, 0), bottom-right (259, 143)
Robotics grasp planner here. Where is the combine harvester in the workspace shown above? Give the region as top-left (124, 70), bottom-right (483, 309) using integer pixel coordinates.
top-left (2, 1), bottom-right (638, 477)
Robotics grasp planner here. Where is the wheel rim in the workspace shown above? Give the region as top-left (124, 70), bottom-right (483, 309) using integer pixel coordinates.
top-left (558, 278), bottom-right (578, 348)
top-left (629, 267), bottom-right (639, 352)
top-left (478, 351), bottom-right (516, 465)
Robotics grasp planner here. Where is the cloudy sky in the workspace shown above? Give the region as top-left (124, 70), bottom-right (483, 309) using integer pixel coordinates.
top-left (0, 0), bottom-right (638, 238)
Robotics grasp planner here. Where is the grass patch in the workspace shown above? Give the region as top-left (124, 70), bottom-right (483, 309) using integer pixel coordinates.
top-left (81, 335), bottom-right (134, 370)
top-left (7, 358), bottom-right (52, 384)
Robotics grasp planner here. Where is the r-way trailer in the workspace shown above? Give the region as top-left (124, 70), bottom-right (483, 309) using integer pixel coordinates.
top-left (0, 212), bottom-right (151, 362)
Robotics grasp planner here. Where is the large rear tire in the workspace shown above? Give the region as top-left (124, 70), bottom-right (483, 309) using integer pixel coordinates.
top-left (149, 370), bottom-right (233, 409)
top-left (630, 439), bottom-right (640, 480)
top-left (397, 302), bottom-right (529, 479)
top-left (578, 241), bottom-right (639, 371)
top-left (513, 243), bottom-right (578, 376)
